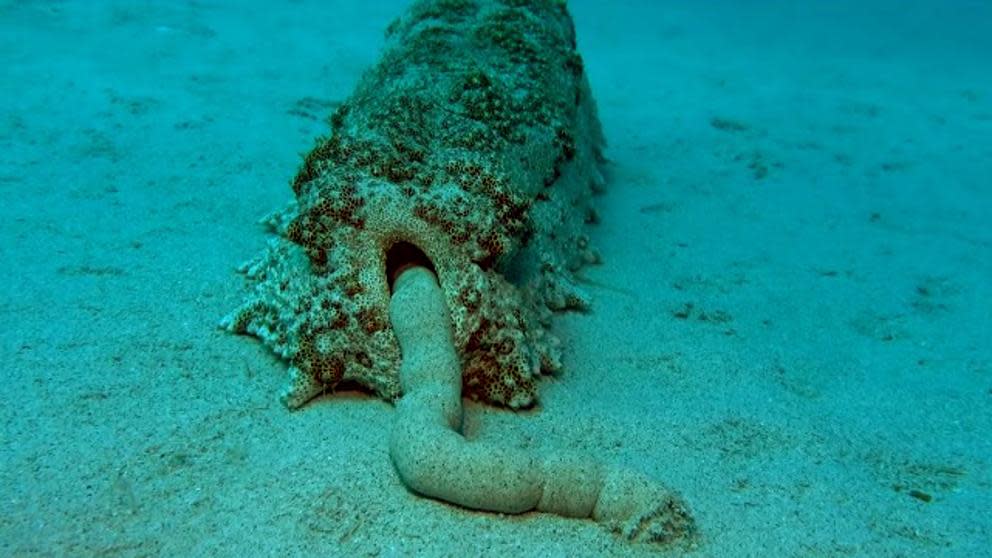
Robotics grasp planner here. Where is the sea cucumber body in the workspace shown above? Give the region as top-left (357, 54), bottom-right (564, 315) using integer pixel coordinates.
top-left (225, 0), bottom-right (605, 409)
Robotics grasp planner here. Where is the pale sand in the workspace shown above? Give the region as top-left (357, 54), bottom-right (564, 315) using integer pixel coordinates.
top-left (1, 1), bottom-right (989, 556)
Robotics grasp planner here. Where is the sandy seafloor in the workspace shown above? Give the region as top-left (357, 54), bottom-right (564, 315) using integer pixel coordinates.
top-left (2, 0), bottom-right (990, 556)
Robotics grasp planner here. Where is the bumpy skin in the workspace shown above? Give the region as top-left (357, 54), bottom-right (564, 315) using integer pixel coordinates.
top-left (223, 0), bottom-right (606, 409)
top-left (389, 267), bottom-right (696, 546)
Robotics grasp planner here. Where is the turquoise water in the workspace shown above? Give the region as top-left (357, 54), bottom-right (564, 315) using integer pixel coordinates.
top-left (1, 1), bottom-right (989, 556)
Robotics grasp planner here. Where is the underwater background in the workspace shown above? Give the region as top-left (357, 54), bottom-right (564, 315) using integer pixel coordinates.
top-left (1, 0), bottom-right (989, 556)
